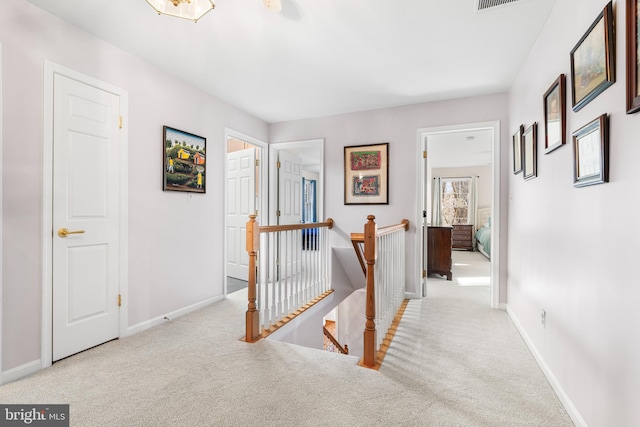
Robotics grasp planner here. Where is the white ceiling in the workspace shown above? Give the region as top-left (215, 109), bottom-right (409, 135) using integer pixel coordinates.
top-left (428, 129), bottom-right (493, 168)
top-left (24, 0), bottom-right (557, 124)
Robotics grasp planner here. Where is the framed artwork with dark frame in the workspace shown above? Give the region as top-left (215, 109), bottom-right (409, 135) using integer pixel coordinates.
top-left (163, 126), bottom-right (206, 193)
top-left (570, 1), bottom-right (615, 112)
top-left (522, 123), bottom-right (537, 181)
top-left (626, 0), bottom-right (640, 113)
top-left (572, 114), bottom-right (609, 187)
top-left (543, 74), bottom-right (566, 154)
top-left (344, 142), bottom-right (389, 205)
top-left (512, 125), bottom-right (524, 174)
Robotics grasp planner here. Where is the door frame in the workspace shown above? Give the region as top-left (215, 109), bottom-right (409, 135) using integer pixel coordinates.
top-left (223, 128), bottom-right (268, 296)
top-left (416, 121), bottom-right (501, 309)
top-left (0, 42), bottom-right (4, 377)
top-left (268, 139), bottom-right (324, 226)
top-left (41, 61), bottom-right (129, 368)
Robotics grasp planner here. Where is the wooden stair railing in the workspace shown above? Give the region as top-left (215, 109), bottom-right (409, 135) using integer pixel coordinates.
top-left (245, 214), bottom-right (335, 343)
top-left (322, 326), bottom-right (349, 354)
top-left (355, 215), bottom-right (409, 369)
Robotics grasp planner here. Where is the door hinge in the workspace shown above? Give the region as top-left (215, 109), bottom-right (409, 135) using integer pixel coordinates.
top-left (118, 116), bottom-right (123, 129)
top-left (422, 270), bottom-right (427, 278)
top-left (276, 210), bottom-right (281, 217)
top-left (423, 210), bottom-right (427, 218)
top-left (118, 294), bottom-right (122, 307)
top-left (423, 150), bottom-right (427, 159)
top-left (276, 161), bottom-right (281, 169)
top-left (255, 159), bottom-right (260, 167)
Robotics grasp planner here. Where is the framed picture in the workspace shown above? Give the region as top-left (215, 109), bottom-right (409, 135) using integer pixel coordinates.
top-left (627, 0), bottom-right (640, 113)
top-left (543, 74), bottom-right (566, 154)
top-left (572, 114), bottom-right (609, 187)
top-left (512, 125), bottom-right (524, 174)
top-left (570, 1), bottom-right (615, 112)
top-left (522, 123), bottom-right (537, 181)
top-left (163, 126), bottom-right (206, 193)
top-left (344, 143), bottom-right (389, 205)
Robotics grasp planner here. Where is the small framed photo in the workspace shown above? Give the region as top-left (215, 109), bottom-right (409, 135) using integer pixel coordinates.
top-left (512, 125), bottom-right (524, 174)
top-left (344, 143), bottom-right (389, 205)
top-left (570, 1), bottom-right (615, 112)
top-left (572, 114), bottom-right (609, 187)
top-left (626, 0), bottom-right (640, 113)
top-left (543, 74), bottom-right (566, 154)
top-left (522, 123), bottom-right (537, 181)
top-left (163, 126), bottom-right (206, 193)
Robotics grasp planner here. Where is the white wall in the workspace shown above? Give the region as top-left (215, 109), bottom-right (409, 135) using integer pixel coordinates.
top-left (0, 0), bottom-right (268, 372)
top-left (508, 0), bottom-right (640, 425)
top-left (270, 94), bottom-right (510, 298)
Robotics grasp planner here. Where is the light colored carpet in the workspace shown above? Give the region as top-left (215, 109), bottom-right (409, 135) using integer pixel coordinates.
top-left (0, 251), bottom-right (573, 426)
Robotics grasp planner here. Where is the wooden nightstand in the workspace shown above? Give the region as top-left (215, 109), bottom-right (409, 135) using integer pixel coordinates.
top-left (452, 225), bottom-right (473, 251)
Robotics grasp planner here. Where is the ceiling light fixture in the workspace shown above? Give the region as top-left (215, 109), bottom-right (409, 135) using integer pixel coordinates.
top-left (263, 0), bottom-right (282, 12)
top-left (145, 0), bottom-right (215, 23)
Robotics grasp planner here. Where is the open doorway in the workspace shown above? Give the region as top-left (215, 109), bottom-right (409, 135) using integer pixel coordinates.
top-left (224, 129), bottom-right (268, 295)
top-left (416, 121), bottom-right (501, 308)
top-left (269, 139), bottom-right (324, 226)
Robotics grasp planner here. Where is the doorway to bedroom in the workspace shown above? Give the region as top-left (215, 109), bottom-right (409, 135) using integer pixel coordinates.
top-left (417, 121), bottom-right (500, 308)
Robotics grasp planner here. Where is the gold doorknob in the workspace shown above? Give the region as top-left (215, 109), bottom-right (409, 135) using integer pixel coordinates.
top-left (57, 228), bottom-right (86, 238)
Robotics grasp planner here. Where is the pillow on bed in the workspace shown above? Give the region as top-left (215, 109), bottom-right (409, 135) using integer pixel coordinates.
top-left (483, 217), bottom-right (491, 228)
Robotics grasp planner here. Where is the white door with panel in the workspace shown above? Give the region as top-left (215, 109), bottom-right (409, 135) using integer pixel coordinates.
top-left (277, 150), bottom-right (302, 225)
top-left (52, 73), bottom-right (122, 361)
top-left (226, 148), bottom-right (256, 280)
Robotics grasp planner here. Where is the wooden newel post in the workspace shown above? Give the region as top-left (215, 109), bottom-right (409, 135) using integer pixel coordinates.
top-left (363, 215), bottom-right (377, 368)
top-left (245, 215), bottom-right (261, 342)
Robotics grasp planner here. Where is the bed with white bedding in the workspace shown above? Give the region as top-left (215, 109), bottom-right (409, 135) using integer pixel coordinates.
top-left (475, 207), bottom-right (491, 259)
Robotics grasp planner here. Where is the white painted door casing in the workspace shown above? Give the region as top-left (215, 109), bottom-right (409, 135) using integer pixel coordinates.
top-left (51, 72), bottom-right (122, 361)
top-left (226, 148), bottom-right (256, 280)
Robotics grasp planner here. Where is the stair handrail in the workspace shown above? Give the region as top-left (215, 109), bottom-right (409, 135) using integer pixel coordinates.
top-left (322, 326), bottom-right (349, 354)
top-left (245, 214), bottom-right (335, 343)
top-left (361, 215), bottom-right (409, 368)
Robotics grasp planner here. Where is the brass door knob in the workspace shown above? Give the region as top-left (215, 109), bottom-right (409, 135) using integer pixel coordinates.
top-left (57, 228), bottom-right (86, 238)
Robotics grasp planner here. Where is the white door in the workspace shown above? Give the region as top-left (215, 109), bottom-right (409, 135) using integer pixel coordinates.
top-left (226, 148), bottom-right (256, 280)
top-left (277, 150), bottom-right (302, 225)
top-left (52, 73), bottom-right (121, 361)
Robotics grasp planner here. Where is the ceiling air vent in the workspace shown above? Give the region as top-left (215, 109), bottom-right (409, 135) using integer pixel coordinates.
top-left (476, 0), bottom-right (520, 12)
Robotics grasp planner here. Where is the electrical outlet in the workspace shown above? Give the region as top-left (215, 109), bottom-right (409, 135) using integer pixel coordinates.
top-left (541, 309), bottom-right (546, 328)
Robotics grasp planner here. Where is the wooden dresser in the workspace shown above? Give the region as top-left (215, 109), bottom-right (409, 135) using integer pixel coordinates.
top-left (427, 226), bottom-right (452, 281)
top-left (452, 224), bottom-right (474, 251)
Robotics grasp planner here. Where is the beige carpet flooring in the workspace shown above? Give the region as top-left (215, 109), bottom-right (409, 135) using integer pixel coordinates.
top-left (0, 251), bottom-right (573, 426)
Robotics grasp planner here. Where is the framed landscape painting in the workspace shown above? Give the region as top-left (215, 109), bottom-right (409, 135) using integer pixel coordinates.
top-left (522, 123), bottom-right (537, 181)
top-left (512, 125), bottom-right (523, 174)
top-left (543, 74), bottom-right (566, 154)
top-left (627, 0), bottom-right (640, 113)
top-left (163, 126), bottom-right (206, 193)
top-left (344, 143), bottom-right (389, 205)
top-left (570, 1), bottom-right (615, 112)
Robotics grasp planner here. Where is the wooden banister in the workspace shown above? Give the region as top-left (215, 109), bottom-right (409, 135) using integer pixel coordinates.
top-left (360, 216), bottom-right (410, 369)
top-left (258, 219), bottom-right (333, 233)
top-left (322, 326), bottom-right (349, 354)
top-left (362, 215), bottom-right (377, 368)
top-left (245, 214), bottom-right (260, 343)
top-left (244, 216), bottom-right (335, 343)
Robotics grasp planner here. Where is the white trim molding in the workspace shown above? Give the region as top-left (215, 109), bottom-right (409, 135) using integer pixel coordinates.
top-left (41, 61), bottom-right (129, 368)
top-left (1, 360), bottom-right (41, 385)
top-left (127, 295), bottom-right (223, 336)
top-left (506, 305), bottom-right (587, 427)
top-left (416, 121), bottom-right (501, 308)
top-left (0, 42), bottom-right (4, 379)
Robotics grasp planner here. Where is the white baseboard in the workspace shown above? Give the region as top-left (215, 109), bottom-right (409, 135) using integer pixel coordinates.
top-left (404, 291), bottom-right (420, 299)
top-left (505, 304), bottom-right (587, 427)
top-left (1, 359), bottom-right (41, 385)
top-left (126, 295), bottom-right (224, 336)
